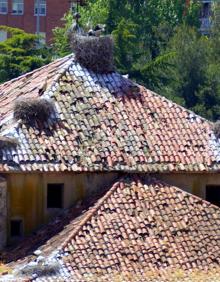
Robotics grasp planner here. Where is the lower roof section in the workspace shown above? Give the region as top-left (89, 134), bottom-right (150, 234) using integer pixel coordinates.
top-left (3, 175), bottom-right (220, 281)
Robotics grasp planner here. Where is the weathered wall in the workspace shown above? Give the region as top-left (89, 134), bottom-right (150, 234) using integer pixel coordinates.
top-left (0, 176), bottom-right (7, 249)
top-left (154, 173), bottom-right (220, 199)
top-left (6, 172), bottom-right (118, 241)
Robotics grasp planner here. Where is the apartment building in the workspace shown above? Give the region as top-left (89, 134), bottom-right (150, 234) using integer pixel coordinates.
top-left (0, 0), bottom-right (72, 43)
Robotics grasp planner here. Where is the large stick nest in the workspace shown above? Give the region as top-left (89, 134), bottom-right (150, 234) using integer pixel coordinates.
top-left (0, 136), bottom-right (19, 150)
top-left (13, 98), bottom-right (55, 124)
top-left (71, 35), bottom-right (114, 73)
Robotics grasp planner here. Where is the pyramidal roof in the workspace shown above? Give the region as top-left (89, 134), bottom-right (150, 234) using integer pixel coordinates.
top-left (6, 176), bottom-right (220, 281)
top-left (0, 55), bottom-right (219, 173)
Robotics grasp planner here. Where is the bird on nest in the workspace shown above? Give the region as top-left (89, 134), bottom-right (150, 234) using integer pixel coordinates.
top-left (88, 24), bottom-right (106, 37)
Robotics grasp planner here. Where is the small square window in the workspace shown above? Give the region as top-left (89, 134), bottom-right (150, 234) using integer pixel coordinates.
top-left (10, 219), bottom-right (22, 237)
top-left (0, 0), bottom-right (7, 14)
top-left (34, 0), bottom-right (46, 16)
top-left (47, 184), bottom-right (63, 209)
top-left (206, 185), bottom-right (220, 207)
top-left (12, 0), bottom-right (24, 15)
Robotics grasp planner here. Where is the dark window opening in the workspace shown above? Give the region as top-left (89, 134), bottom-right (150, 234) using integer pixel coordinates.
top-left (47, 183), bottom-right (63, 209)
top-left (10, 219), bottom-right (22, 237)
top-left (206, 185), bottom-right (220, 207)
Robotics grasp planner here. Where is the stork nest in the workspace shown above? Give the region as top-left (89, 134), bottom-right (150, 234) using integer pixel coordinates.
top-left (71, 35), bottom-right (114, 73)
top-left (14, 98), bottom-right (55, 125)
top-left (0, 136), bottom-right (19, 150)
top-left (214, 120), bottom-right (220, 139)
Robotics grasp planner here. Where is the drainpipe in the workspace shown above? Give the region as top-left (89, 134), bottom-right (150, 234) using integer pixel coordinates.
top-left (36, 0), bottom-right (40, 44)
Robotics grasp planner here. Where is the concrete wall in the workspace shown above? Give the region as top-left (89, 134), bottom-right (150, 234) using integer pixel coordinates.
top-left (154, 173), bottom-right (220, 199)
top-left (0, 177), bottom-right (7, 249)
top-left (6, 172), bottom-right (118, 241)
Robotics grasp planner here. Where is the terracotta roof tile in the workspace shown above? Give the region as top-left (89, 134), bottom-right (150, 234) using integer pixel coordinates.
top-left (0, 56), bottom-right (219, 172)
top-left (5, 175), bottom-right (220, 281)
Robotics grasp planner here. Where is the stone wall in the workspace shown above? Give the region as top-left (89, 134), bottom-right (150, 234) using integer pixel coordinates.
top-left (0, 176), bottom-right (7, 249)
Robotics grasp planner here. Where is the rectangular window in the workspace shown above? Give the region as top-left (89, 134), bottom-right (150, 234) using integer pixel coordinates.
top-left (0, 30), bottom-right (7, 42)
top-left (10, 219), bottom-right (22, 237)
top-left (47, 184), bottom-right (63, 209)
top-left (36, 31), bottom-right (46, 45)
top-left (12, 0), bottom-right (24, 15)
top-left (34, 0), bottom-right (46, 16)
top-left (0, 0), bottom-right (7, 14)
top-left (206, 185), bottom-right (220, 207)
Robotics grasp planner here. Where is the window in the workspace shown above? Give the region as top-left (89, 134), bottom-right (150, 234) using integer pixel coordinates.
top-left (36, 31), bottom-right (46, 45)
top-left (34, 0), bottom-right (46, 16)
top-left (206, 185), bottom-right (220, 207)
top-left (10, 219), bottom-right (22, 237)
top-left (12, 0), bottom-right (24, 15)
top-left (47, 184), bottom-right (63, 209)
top-left (0, 0), bottom-right (7, 14)
top-left (0, 30), bottom-right (7, 42)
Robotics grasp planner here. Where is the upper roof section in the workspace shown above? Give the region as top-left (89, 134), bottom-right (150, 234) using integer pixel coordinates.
top-left (0, 55), bottom-right (219, 172)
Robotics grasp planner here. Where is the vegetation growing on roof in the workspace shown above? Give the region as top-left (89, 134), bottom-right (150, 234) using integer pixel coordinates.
top-left (0, 136), bottom-right (19, 150)
top-left (13, 98), bottom-right (55, 125)
top-left (71, 35), bottom-right (114, 73)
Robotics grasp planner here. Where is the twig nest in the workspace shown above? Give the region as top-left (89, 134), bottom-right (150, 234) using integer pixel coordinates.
top-left (71, 35), bottom-right (114, 73)
top-left (0, 136), bottom-right (18, 150)
top-left (214, 120), bottom-right (220, 139)
top-left (13, 98), bottom-right (55, 124)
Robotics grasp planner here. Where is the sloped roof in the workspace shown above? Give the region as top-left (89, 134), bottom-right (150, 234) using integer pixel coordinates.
top-left (7, 176), bottom-right (220, 281)
top-left (0, 55), bottom-right (219, 172)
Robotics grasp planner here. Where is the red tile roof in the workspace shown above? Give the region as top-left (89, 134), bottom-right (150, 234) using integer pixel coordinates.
top-left (0, 56), bottom-right (219, 172)
top-left (7, 176), bottom-right (220, 281)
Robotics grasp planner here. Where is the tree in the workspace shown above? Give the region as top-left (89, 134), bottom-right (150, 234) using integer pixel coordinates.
top-left (0, 26), bottom-right (51, 83)
top-left (52, 1), bottom-right (220, 121)
top-left (161, 24), bottom-right (220, 121)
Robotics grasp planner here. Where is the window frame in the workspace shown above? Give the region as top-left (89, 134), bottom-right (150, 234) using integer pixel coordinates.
top-left (0, 0), bottom-right (8, 14)
top-left (34, 0), bottom-right (46, 16)
top-left (11, 0), bottom-right (24, 15)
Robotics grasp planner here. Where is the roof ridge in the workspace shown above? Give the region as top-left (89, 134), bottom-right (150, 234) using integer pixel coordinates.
top-left (0, 54), bottom-right (73, 89)
top-left (59, 177), bottom-right (124, 251)
top-left (60, 174), bottom-right (220, 252)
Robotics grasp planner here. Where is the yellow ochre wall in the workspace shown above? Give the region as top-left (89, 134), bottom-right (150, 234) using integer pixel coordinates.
top-left (5, 171), bottom-right (220, 242)
top-left (154, 173), bottom-right (220, 199)
top-left (6, 172), bottom-right (118, 240)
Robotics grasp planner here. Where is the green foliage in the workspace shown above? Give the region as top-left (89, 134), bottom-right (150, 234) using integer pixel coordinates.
top-left (162, 24), bottom-right (220, 120)
top-left (0, 26), bottom-right (51, 83)
top-left (52, 0), bottom-right (220, 121)
top-left (52, 12), bottom-right (73, 57)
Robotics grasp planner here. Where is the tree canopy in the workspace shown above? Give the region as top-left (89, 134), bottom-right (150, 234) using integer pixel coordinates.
top-left (0, 26), bottom-right (51, 83)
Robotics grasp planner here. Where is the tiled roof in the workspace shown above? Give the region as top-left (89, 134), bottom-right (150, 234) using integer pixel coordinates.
top-left (7, 176), bottom-right (220, 281)
top-left (0, 55), bottom-right (219, 172)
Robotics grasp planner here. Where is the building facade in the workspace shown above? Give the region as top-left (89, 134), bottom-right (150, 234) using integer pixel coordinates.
top-left (0, 0), bottom-right (72, 43)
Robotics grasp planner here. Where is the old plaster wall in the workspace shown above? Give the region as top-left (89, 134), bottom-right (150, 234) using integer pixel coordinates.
top-left (6, 172), bottom-right (118, 240)
top-left (154, 173), bottom-right (220, 199)
top-left (0, 176), bottom-right (7, 249)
